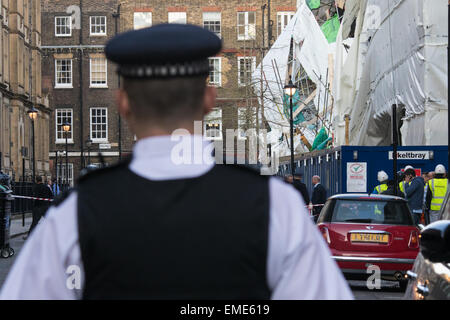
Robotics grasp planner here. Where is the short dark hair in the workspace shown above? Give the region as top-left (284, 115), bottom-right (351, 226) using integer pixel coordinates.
top-left (122, 76), bottom-right (207, 126)
top-left (36, 176), bottom-right (43, 183)
top-left (404, 169), bottom-right (416, 177)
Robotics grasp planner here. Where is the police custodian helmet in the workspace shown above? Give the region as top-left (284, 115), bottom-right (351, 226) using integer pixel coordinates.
top-left (105, 23), bottom-right (222, 79)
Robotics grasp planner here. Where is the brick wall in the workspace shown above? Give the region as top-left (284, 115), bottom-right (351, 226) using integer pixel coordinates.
top-left (42, 0), bottom-right (134, 181)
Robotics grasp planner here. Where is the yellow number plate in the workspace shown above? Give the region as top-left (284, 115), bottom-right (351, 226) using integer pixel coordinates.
top-left (350, 233), bottom-right (389, 244)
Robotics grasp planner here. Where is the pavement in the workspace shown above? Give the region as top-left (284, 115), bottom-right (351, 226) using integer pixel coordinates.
top-left (9, 214), bottom-right (32, 239)
top-left (0, 214), bottom-right (31, 289)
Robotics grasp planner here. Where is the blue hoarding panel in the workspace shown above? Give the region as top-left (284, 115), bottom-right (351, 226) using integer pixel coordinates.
top-left (278, 146), bottom-right (448, 199)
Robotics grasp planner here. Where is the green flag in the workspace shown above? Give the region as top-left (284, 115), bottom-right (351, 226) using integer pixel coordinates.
top-left (321, 14), bottom-right (340, 43)
top-left (307, 0), bottom-right (320, 10)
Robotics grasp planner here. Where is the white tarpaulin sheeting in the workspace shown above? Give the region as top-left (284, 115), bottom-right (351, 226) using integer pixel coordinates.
top-left (253, 0), bottom-right (331, 156)
top-left (335, 0), bottom-right (448, 146)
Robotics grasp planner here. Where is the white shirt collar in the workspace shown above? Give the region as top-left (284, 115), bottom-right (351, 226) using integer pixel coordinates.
top-left (129, 135), bottom-right (215, 181)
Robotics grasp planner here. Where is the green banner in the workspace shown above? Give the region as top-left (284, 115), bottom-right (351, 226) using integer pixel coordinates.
top-left (307, 0), bottom-right (321, 10)
top-left (321, 14), bottom-right (340, 43)
top-left (311, 127), bottom-right (329, 151)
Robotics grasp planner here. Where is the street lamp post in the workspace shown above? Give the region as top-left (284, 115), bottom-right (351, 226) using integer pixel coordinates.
top-left (85, 138), bottom-right (92, 166)
top-left (62, 121), bottom-right (71, 190)
top-left (27, 107), bottom-right (38, 183)
top-left (284, 79), bottom-right (298, 176)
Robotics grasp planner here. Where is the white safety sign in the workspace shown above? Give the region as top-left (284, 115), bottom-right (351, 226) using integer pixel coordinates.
top-left (347, 162), bottom-right (367, 193)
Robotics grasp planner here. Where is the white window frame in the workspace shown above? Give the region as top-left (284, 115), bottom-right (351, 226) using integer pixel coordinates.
top-left (90, 16), bottom-right (107, 36)
top-left (237, 11), bottom-right (256, 40)
top-left (203, 12), bottom-right (221, 38)
top-left (133, 12), bottom-right (152, 30)
top-left (168, 12), bottom-right (187, 24)
top-left (55, 59), bottom-right (73, 88)
top-left (90, 108), bottom-right (108, 143)
top-left (55, 108), bottom-right (73, 144)
top-left (204, 108), bottom-right (222, 140)
top-left (55, 16), bottom-right (72, 37)
top-left (237, 56), bottom-right (256, 87)
top-left (57, 163), bottom-right (74, 187)
top-left (208, 57), bottom-right (221, 87)
top-left (89, 58), bottom-right (108, 88)
top-left (277, 11), bottom-right (295, 37)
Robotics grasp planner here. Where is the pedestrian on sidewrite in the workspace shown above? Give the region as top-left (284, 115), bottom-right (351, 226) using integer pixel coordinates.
top-left (28, 176), bottom-right (54, 236)
top-left (292, 169), bottom-right (310, 205)
top-left (311, 175), bottom-right (327, 223)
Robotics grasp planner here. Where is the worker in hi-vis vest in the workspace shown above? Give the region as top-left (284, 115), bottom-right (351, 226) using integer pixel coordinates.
top-left (426, 164), bottom-right (448, 223)
top-left (373, 171), bottom-right (389, 194)
top-left (397, 171), bottom-right (407, 196)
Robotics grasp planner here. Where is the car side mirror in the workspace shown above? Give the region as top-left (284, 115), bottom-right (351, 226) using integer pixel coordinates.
top-left (420, 221), bottom-right (450, 263)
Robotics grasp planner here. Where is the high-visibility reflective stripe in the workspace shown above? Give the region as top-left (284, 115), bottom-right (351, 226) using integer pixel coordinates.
top-left (399, 182), bottom-right (406, 193)
top-left (376, 184), bottom-right (388, 194)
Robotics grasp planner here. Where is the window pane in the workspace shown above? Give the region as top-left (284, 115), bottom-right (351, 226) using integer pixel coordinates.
top-left (248, 12), bottom-right (255, 24)
top-left (134, 12), bottom-right (152, 30)
top-left (55, 16), bottom-right (71, 36)
top-left (168, 12), bottom-right (187, 24)
top-left (90, 108), bottom-right (108, 141)
top-left (238, 13), bottom-right (245, 25)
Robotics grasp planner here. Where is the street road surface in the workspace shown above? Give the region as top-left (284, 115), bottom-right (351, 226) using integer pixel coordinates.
top-left (0, 236), bottom-right (407, 300)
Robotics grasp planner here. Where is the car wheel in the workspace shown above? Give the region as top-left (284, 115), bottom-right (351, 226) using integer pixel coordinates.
top-left (399, 280), bottom-right (408, 291)
top-left (1, 249), bottom-right (9, 258)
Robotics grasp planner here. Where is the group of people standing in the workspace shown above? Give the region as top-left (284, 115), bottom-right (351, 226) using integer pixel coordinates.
top-left (285, 170), bottom-right (327, 222)
top-left (373, 164), bottom-right (448, 225)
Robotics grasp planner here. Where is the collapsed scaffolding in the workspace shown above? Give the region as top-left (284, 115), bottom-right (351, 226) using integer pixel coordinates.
top-left (253, 0), bottom-right (448, 161)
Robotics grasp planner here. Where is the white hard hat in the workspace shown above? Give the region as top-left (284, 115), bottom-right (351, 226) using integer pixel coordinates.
top-left (405, 165), bottom-right (414, 170)
top-left (377, 170), bottom-right (388, 182)
top-left (435, 164), bottom-right (446, 174)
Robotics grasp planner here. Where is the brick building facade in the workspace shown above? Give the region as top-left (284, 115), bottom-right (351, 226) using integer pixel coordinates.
top-left (0, 0), bottom-right (50, 182)
top-left (43, 0), bottom-right (336, 182)
top-left (119, 0), bottom-right (299, 161)
top-left (42, 0), bottom-right (134, 185)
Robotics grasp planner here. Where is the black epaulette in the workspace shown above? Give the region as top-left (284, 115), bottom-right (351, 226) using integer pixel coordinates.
top-left (76, 156), bottom-right (132, 185)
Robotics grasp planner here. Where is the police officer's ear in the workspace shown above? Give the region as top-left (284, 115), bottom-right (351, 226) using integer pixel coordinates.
top-left (202, 85), bottom-right (217, 116)
top-left (116, 89), bottom-right (132, 120)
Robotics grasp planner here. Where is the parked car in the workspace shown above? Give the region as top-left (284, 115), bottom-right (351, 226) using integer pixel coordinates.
top-left (317, 194), bottom-right (420, 290)
top-left (404, 188), bottom-right (450, 300)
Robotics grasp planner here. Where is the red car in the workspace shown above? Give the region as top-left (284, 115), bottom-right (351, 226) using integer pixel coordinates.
top-left (317, 194), bottom-right (420, 290)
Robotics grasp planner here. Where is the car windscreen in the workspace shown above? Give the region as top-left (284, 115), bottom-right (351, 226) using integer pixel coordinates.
top-left (330, 199), bottom-right (414, 225)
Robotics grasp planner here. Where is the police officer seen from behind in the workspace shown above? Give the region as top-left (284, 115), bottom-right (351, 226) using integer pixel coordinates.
top-left (1, 24), bottom-right (352, 300)
top-left (426, 164), bottom-right (448, 223)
